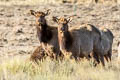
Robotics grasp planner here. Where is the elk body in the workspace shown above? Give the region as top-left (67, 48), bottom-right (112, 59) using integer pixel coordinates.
top-left (53, 17), bottom-right (105, 66)
top-left (30, 10), bottom-right (60, 59)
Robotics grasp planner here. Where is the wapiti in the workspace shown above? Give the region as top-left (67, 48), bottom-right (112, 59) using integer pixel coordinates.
top-left (53, 16), bottom-right (105, 66)
top-left (30, 46), bottom-right (46, 62)
top-left (29, 9), bottom-right (60, 59)
top-left (30, 45), bottom-right (57, 62)
top-left (99, 27), bottom-right (114, 62)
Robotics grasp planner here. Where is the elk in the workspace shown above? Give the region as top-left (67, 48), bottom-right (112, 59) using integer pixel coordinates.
top-left (99, 27), bottom-right (114, 62)
top-left (30, 46), bottom-right (47, 62)
top-left (29, 10), bottom-right (60, 59)
top-left (53, 16), bottom-right (105, 66)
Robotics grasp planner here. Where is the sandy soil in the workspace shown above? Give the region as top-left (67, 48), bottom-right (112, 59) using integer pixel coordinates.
top-left (0, 4), bottom-right (120, 60)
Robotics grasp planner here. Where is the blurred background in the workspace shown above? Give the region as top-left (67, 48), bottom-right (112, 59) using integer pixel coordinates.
top-left (0, 0), bottom-right (119, 6)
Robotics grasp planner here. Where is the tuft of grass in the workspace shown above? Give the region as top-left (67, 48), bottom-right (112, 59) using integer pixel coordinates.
top-left (0, 57), bottom-right (120, 80)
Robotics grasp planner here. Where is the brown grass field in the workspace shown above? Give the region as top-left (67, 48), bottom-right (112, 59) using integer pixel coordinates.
top-left (0, 0), bottom-right (120, 80)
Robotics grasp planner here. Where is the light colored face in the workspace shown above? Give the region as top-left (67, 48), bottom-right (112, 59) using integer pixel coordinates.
top-left (57, 18), bottom-right (69, 34)
top-left (53, 16), bottom-right (73, 34)
top-left (35, 12), bottom-right (46, 25)
top-left (30, 10), bottom-right (50, 26)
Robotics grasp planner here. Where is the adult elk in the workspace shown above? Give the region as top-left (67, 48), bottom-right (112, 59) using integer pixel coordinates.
top-left (53, 16), bottom-right (105, 66)
top-left (30, 10), bottom-right (60, 59)
top-left (99, 27), bottom-right (114, 62)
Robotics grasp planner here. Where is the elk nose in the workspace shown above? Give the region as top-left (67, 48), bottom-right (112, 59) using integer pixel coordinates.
top-left (38, 19), bottom-right (42, 23)
top-left (61, 27), bottom-right (65, 31)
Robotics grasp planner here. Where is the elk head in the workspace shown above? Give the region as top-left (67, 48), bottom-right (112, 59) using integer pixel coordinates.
top-left (53, 16), bottom-right (73, 37)
top-left (30, 9), bottom-right (50, 28)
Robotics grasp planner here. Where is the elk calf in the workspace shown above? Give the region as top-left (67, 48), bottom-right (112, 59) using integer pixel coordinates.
top-left (30, 46), bottom-right (46, 62)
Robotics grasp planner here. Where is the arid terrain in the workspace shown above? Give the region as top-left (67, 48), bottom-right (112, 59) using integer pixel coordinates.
top-left (0, 1), bottom-right (120, 80)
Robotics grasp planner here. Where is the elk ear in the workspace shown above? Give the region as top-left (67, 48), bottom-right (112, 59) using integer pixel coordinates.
top-left (29, 10), bottom-right (36, 16)
top-left (52, 16), bottom-right (59, 23)
top-left (67, 16), bottom-right (73, 23)
top-left (45, 9), bottom-right (51, 16)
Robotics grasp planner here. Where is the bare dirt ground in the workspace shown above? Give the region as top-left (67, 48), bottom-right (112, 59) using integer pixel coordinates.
top-left (0, 4), bottom-right (120, 61)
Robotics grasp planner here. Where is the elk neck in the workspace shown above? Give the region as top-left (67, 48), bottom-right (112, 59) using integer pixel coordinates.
top-left (59, 31), bottom-right (73, 51)
top-left (36, 23), bottom-right (53, 43)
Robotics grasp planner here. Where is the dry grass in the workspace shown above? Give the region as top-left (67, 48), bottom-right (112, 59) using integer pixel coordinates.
top-left (0, 57), bottom-right (120, 80)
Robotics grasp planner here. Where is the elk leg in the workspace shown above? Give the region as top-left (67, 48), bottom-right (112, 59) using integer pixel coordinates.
top-left (104, 55), bottom-right (109, 62)
top-left (100, 54), bottom-right (105, 66)
top-left (108, 50), bottom-right (112, 61)
top-left (93, 52), bottom-right (100, 66)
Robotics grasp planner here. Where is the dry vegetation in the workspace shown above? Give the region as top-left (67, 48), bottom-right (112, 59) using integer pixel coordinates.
top-left (0, 57), bottom-right (120, 80)
top-left (0, 0), bottom-right (120, 80)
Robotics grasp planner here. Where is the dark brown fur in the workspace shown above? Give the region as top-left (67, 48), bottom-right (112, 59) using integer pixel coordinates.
top-left (36, 23), bottom-right (53, 43)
